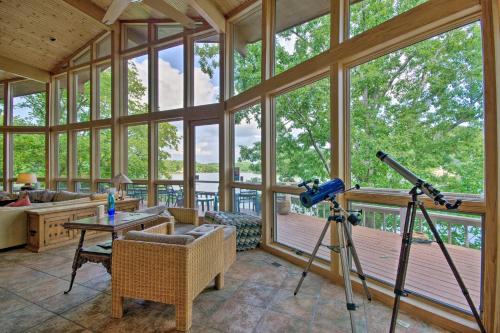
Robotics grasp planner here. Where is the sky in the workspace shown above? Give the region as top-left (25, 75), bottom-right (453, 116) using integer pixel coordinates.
top-left (132, 44), bottom-right (259, 164)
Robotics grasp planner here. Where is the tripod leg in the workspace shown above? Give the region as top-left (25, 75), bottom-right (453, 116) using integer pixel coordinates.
top-left (294, 218), bottom-right (332, 296)
top-left (341, 222), bottom-right (372, 302)
top-left (419, 204), bottom-right (486, 333)
top-left (390, 201), bottom-right (417, 333)
top-left (337, 221), bottom-right (358, 333)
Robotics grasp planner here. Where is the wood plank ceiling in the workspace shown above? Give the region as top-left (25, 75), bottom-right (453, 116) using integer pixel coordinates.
top-left (0, 0), bottom-right (104, 71)
top-left (0, 0), bottom-right (249, 81)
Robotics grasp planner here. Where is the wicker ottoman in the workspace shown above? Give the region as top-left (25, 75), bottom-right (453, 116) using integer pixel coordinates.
top-left (204, 211), bottom-right (261, 251)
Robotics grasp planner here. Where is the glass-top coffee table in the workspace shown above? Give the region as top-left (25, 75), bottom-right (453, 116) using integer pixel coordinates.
top-left (63, 212), bottom-right (157, 294)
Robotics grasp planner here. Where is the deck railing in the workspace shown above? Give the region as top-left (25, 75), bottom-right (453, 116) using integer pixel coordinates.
top-left (355, 203), bottom-right (482, 249)
top-left (284, 196), bottom-right (482, 249)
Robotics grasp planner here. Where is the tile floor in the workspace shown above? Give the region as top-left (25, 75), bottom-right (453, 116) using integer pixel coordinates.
top-left (0, 239), bottom-right (449, 333)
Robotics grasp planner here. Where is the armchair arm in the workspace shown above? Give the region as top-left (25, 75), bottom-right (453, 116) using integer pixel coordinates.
top-left (167, 208), bottom-right (199, 226)
top-left (112, 240), bottom-right (190, 303)
top-left (187, 227), bottom-right (224, 297)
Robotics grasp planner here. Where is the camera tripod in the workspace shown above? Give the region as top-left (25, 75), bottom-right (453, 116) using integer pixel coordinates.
top-left (294, 196), bottom-right (372, 333)
top-left (390, 187), bottom-right (486, 333)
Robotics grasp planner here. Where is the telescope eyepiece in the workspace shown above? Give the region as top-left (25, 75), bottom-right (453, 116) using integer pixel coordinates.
top-left (376, 151), bottom-right (387, 161)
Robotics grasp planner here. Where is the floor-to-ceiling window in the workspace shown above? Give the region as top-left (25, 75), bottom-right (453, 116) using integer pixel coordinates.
top-left (348, 21), bottom-right (484, 312)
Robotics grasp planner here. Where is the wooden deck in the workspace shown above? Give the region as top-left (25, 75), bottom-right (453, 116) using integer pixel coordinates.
top-left (276, 212), bottom-right (481, 312)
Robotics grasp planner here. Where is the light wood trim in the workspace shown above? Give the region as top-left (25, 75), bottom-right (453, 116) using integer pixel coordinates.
top-left (480, 0), bottom-right (500, 331)
top-left (187, 0), bottom-right (226, 33)
top-left (226, 0), bottom-right (481, 110)
top-left (345, 190), bottom-right (485, 214)
top-left (61, 0), bottom-right (111, 31)
top-left (0, 56), bottom-right (50, 83)
top-left (142, 0), bottom-right (197, 29)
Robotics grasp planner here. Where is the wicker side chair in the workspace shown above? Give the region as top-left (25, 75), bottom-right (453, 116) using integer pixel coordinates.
top-left (111, 223), bottom-right (225, 332)
top-left (167, 207), bottom-right (199, 224)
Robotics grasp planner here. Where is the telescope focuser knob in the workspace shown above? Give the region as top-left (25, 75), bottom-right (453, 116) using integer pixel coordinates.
top-left (445, 199), bottom-right (462, 210)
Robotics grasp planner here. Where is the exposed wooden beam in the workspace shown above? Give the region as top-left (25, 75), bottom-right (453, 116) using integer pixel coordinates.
top-left (187, 0), bottom-right (225, 33)
top-left (0, 56), bottom-right (50, 83)
top-left (142, 0), bottom-right (197, 29)
top-left (61, 0), bottom-right (111, 30)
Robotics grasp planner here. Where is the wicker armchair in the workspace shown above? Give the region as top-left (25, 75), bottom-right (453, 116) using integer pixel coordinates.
top-left (111, 222), bottom-right (225, 331)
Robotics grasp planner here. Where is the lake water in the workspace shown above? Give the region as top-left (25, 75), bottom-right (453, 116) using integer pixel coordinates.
top-left (170, 172), bottom-right (260, 192)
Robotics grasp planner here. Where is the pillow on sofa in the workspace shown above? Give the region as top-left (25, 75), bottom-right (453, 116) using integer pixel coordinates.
top-left (6, 195), bottom-right (31, 207)
top-left (26, 190), bottom-right (56, 203)
top-left (137, 205), bottom-right (170, 216)
top-left (186, 224), bottom-right (217, 238)
top-left (125, 231), bottom-right (194, 245)
top-left (53, 191), bottom-right (91, 202)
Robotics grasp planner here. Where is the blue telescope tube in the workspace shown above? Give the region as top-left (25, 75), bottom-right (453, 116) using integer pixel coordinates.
top-left (300, 178), bottom-right (345, 208)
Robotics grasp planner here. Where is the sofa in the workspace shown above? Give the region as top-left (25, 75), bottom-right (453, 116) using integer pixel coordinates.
top-left (0, 190), bottom-right (95, 250)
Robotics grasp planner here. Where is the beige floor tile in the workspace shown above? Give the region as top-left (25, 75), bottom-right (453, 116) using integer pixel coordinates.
top-left (36, 284), bottom-right (100, 314)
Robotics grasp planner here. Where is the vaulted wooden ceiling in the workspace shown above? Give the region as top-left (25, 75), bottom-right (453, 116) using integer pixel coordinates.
top-left (0, 0), bottom-right (248, 82)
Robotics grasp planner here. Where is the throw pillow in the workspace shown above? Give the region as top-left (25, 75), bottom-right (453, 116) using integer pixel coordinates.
top-left (125, 231), bottom-right (195, 245)
top-left (6, 195), bottom-right (31, 207)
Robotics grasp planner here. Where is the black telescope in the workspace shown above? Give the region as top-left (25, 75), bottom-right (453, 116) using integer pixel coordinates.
top-left (376, 151), bottom-right (461, 210)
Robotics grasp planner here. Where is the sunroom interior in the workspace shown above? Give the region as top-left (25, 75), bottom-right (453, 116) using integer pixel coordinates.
top-left (0, 0), bottom-right (499, 332)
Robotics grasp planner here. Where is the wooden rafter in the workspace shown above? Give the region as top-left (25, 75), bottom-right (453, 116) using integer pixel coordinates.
top-left (0, 55), bottom-right (50, 83)
top-left (60, 0), bottom-right (111, 30)
top-left (187, 0), bottom-right (225, 33)
top-left (142, 0), bottom-right (196, 29)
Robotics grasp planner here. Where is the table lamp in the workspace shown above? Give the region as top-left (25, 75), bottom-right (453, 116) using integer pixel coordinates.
top-left (17, 173), bottom-right (37, 191)
top-left (112, 173), bottom-right (133, 200)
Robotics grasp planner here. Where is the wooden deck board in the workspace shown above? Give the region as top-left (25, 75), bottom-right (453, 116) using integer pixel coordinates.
top-left (276, 212), bottom-right (481, 311)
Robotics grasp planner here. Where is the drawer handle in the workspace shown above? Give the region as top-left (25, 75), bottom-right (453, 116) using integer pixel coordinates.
top-left (29, 230), bottom-right (37, 236)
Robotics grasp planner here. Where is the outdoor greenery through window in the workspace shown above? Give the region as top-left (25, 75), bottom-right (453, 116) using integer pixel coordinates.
top-left (98, 128), bottom-right (112, 179)
top-left (57, 132), bottom-right (67, 177)
top-left (157, 121), bottom-right (183, 180)
top-left (232, 4), bottom-right (262, 96)
top-left (11, 80), bottom-right (46, 126)
top-left (349, 0), bottom-right (427, 36)
top-left (74, 68), bottom-right (91, 122)
top-left (274, 0), bottom-right (330, 75)
top-left (233, 104), bottom-right (261, 183)
top-left (274, 77), bottom-right (331, 184)
top-left (157, 45), bottom-right (184, 111)
top-left (98, 64), bottom-right (112, 119)
top-left (127, 54), bottom-right (149, 115)
top-left (13, 133), bottom-right (45, 178)
top-left (76, 130), bottom-right (90, 178)
top-left (194, 35), bottom-right (220, 106)
top-left (55, 76), bottom-right (67, 124)
top-left (127, 124), bottom-right (148, 179)
top-left (350, 22), bottom-right (484, 195)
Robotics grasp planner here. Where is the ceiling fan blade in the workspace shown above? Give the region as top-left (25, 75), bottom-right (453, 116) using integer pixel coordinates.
top-left (102, 0), bottom-right (131, 25)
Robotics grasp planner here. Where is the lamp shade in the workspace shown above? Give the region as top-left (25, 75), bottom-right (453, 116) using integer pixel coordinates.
top-left (112, 173), bottom-right (133, 185)
top-left (17, 173), bottom-right (37, 184)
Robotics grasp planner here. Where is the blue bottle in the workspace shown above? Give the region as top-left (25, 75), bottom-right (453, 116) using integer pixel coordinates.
top-left (108, 189), bottom-right (116, 216)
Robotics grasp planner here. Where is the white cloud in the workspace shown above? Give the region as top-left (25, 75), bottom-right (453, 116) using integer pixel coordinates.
top-left (135, 58), bottom-right (221, 163)
top-left (194, 67), bottom-right (219, 105)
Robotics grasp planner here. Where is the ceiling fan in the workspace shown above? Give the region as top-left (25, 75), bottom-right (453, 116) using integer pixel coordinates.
top-left (102, 0), bottom-right (143, 25)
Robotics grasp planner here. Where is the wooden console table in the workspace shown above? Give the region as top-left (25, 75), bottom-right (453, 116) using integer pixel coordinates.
top-left (63, 212), bottom-right (157, 294)
top-left (26, 198), bottom-right (140, 252)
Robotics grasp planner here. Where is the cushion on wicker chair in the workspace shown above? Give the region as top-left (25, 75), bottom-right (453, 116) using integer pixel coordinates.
top-left (125, 231), bottom-right (195, 245)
